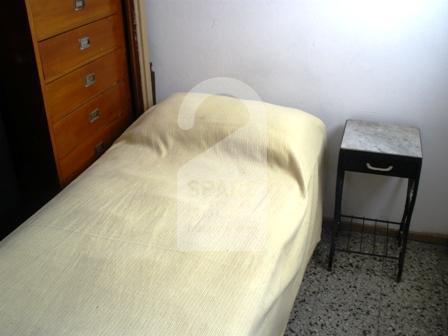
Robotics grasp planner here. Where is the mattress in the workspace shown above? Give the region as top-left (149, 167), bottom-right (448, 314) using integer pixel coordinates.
top-left (0, 93), bottom-right (326, 336)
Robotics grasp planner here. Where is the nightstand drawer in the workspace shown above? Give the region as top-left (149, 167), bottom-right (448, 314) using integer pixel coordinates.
top-left (39, 14), bottom-right (123, 82)
top-left (340, 149), bottom-right (421, 179)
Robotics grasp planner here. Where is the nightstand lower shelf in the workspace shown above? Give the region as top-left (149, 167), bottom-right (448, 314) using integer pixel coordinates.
top-left (333, 215), bottom-right (402, 260)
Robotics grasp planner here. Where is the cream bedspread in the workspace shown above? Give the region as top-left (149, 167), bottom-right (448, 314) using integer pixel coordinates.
top-left (0, 93), bottom-right (326, 336)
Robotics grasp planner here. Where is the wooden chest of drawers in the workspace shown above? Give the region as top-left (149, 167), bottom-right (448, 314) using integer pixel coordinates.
top-left (25, 0), bottom-right (133, 185)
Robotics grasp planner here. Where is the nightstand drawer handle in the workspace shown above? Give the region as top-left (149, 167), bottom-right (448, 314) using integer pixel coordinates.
top-left (366, 163), bottom-right (393, 172)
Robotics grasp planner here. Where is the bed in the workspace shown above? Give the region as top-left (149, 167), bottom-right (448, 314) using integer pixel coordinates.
top-left (0, 93), bottom-right (326, 336)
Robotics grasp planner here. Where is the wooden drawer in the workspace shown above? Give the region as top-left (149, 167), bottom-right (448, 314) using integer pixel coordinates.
top-left (340, 149), bottom-right (421, 179)
top-left (39, 14), bottom-right (123, 82)
top-left (58, 112), bottom-right (131, 185)
top-left (27, 0), bottom-right (119, 41)
top-left (45, 50), bottom-right (127, 122)
top-left (52, 81), bottom-right (131, 159)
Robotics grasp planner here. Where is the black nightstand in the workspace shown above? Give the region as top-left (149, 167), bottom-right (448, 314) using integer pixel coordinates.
top-left (328, 120), bottom-right (422, 282)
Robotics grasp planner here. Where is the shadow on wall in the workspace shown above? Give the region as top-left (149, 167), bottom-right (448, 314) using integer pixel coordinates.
top-left (323, 124), bottom-right (344, 218)
top-left (343, 173), bottom-right (406, 221)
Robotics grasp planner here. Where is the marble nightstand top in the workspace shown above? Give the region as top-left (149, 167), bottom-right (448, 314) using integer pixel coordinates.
top-left (341, 120), bottom-right (422, 158)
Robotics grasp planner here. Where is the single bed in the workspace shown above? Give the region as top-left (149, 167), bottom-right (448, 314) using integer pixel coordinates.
top-left (0, 93), bottom-right (326, 336)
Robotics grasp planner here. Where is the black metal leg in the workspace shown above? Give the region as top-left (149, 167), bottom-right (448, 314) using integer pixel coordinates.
top-left (398, 179), bottom-right (413, 246)
top-left (397, 177), bottom-right (420, 282)
top-left (328, 159), bottom-right (345, 271)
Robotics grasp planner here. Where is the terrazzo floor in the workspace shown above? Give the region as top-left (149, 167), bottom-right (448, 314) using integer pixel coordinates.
top-left (285, 228), bottom-right (448, 336)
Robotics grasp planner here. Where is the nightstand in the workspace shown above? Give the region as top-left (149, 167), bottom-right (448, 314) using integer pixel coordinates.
top-left (328, 120), bottom-right (422, 282)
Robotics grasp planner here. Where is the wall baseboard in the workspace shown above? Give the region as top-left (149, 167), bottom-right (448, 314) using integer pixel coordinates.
top-left (323, 217), bottom-right (448, 246)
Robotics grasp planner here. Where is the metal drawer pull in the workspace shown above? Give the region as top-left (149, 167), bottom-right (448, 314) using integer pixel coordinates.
top-left (74, 0), bottom-right (85, 11)
top-left (89, 108), bottom-right (100, 123)
top-left (366, 163), bottom-right (393, 172)
top-left (84, 73), bottom-right (96, 87)
top-left (79, 36), bottom-right (90, 50)
top-left (95, 142), bottom-right (107, 156)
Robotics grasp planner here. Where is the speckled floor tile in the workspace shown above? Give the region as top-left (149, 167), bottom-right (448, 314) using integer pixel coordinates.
top-left (401, 241), bottom-right (447, 284)
top-left (285, 229), bottom-right (448, 336)
top-left (378, 280), bottom-right (447, 336)
top-left (302, 305), bottom-right (379, 336)
top-left (315, 255), bottom-right (382, 306)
